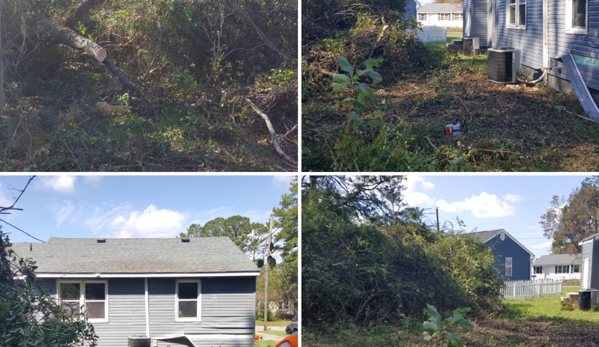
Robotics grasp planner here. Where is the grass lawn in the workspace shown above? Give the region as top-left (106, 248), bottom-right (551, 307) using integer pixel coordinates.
top-left (562, 285), bottom-right (580, 295)
top-left (255, 319), bottom-right (289, 327)
top-left (304, 295), bottom-right (599, 346)
top-left (255, 340), bottom-right (281, 347)
top-left (257, 330), bottom-right (288, 337)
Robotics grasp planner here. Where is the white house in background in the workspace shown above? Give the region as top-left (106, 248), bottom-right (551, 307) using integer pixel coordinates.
top-left (417, 3), bottom-right (463, 28)
top-left (532, 254), bottom-right (582, 280)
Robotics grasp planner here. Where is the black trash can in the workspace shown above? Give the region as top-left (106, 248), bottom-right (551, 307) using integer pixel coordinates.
top-left (128, 336), bottom-right (151, 347)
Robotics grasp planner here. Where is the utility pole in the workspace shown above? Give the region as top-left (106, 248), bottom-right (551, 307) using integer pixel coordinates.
top-left (436, 207), bottom-right (440, 232)
top-left (263, 217), bottom-right (273, 331)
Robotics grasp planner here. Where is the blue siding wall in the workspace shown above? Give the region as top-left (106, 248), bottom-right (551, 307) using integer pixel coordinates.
top-left (486, 236), bottom-right (531, 280)
top-left (494, 0), bottom-right (599, 90)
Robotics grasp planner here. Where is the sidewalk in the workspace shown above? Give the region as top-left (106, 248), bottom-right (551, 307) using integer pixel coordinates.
top-left (255, 325), bottom-right (286, 341)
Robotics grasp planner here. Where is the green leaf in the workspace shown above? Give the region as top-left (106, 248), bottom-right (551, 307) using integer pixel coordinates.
top-left (257, 259), bottom-right (264, 268)
top-left (332, 82), bottom-right (349, 92)
top-left (364, 57), bottom-right (383, 70)
top-left (349, 111), bottom-right (363, 123)
top-left (336, 55), bottom-right (353, 74)
top-left (333, 74), bottom-right (350, 84)
top-left (443, 331), bottom-right (463, 347)
top-left (422, 320), bottom-right (438, 334)
top-left (425, 304), bottom-right (441, 322)
top-left (342, 97), bottom-right (355, 104)
top-left (357, 83), bottom-right (374, 98)
top-left (352, 100), bottom-right (364, 110)
top-left (358, 69), bottom-right (383, 85)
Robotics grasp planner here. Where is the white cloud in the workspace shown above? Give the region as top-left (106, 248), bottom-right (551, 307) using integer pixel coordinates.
top-left (83, 176), bottom-right (103, 184)
top-left (272, 175), bottom-right (294, 186)
top-left (503, 193), bottom-right (523, 203)
top-left (107, 205), bottom-right (187, 238)
top-left (437, 192), bottom-right (515, 218)
top-left (0, 183), bottom-right (13, 207)
top-left (241, 209), bottom-right (272, 224)
top-left (532, 241), bottom-right (552, 250)
top-left (403, 176), bottom-right (436, 208)
top-left (39, 176), bottom-right (77, 193)
top-left (50, 201), bottom-right (75, 227)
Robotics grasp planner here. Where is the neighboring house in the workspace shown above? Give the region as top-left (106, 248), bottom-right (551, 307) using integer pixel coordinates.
top-left (532, 254), bottom-right (582, 280)
top-left (580, 233), bottom-right (599, 290)
top-left (9, 237), bottom-right (259, 347)
top-left (405, 0), bottom-right (420, 19)
top-left (417, 3), bottom-right (464, 28)
top-left (469, 229), bottom-right (535, 281)
top-left (464, 0), bottom-right (599, 101)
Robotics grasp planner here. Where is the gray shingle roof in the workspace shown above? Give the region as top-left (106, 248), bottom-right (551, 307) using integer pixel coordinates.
top-left (9, 237), bottom-right (258, 275)
top-left (532, 254), bottom-right (582, 266)
top-left (466, 229), bottom-right (535, 258)
top-left (418, 3), bottom-right (462, 13)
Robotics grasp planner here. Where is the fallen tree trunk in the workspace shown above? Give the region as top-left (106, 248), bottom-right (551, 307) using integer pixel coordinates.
top-left (102, 58), bottom-right (143, 95)
top-left (40, 21), bottom-right (107, 61)
top-left (246, 98), bottom-right (297, 166)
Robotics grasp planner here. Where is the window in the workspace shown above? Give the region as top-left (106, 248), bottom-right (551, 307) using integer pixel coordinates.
top-left (58, 281), bottom-right (107, 322)
top-left (555, 265), bottom-right (570, 274)
top-left (418, 13), bottom-right (427, 21)
top-left (176, 280), bottom-right (201, 321)
top-left (506, 0), bottom-right (526, 28)
top-left (505, 257), bottom-right (512, 277)
top-left (574, 265), bottom-right (580, 273)
top-left (439, 13), bottom-right (451, 21)
top-left (534, 266), bottom-right (543, 274)
top-left (566, 0), bottom-right (588, 34)
top-left (453, 13), bottom-right (463, 21)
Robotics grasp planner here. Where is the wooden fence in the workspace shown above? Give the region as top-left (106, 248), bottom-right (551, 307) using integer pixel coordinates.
top-left (415, 26), bottom-right (447, 43)
top-left (500, 279), bottom-right (563, 300)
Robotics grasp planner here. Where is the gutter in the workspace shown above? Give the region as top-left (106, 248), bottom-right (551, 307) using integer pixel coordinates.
top-left (35, 272), bottom-right (260, 278)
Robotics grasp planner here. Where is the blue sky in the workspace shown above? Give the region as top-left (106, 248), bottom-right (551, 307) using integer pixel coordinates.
top-left (403, 175), bottom-right (594, 257)
top-left (0, 175), bottom-right (295, 243)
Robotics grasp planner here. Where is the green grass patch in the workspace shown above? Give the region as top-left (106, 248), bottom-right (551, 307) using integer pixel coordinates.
top-left (258, 330), bottom-right (288, 337)
top-left (255, 339), bottom-right (282, 347)
top-left (255, 320), bottom-right (290, 327)
top-left (505, 296), bottom-right (599, 322)
top-left (562, 286), bottom-right (580, 295)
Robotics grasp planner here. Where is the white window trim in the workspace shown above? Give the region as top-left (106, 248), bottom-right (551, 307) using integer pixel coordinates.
top-left (57, 280), bottom-right (109, 323)
top-left (505, 257), bottom-right (513, 277)
top-left (565, 0), bottom-right (588, 34)
top-left (506, 0), bottom-right (527, 29)
top-left (175, 279), bottom-right (202, 322)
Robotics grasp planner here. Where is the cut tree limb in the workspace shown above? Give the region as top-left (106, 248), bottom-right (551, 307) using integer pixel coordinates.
top-left (40, 21), bottom-right (106, 61)
top-left (237, 9), bottom-right (292, 61)
top-left (102, 58), bottom-right (143, 95)
top-left (246, 98), bottom-right (297, 166)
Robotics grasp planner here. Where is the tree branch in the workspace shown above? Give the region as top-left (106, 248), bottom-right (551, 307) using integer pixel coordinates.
top-left (246, 98), bottom-right (297, 166)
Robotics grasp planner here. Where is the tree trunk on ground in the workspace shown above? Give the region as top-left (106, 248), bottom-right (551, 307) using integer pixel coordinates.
top-left (102, 58), bottom-right (142, 95)
top-left (40, 21), bottom-right (107, 61)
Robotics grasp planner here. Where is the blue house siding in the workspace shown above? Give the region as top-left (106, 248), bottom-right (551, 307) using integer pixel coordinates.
top-left (485, 236), bottom-right (532, 281)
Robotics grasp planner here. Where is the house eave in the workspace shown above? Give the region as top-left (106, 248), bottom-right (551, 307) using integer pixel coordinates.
top-left (483, 229), bottom-right (535, 258)
top-left (36, 271), bottom-right (260, 278)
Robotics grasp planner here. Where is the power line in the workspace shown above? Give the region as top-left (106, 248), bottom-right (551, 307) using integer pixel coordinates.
top-left (0, 219), bottom-right (45, 243)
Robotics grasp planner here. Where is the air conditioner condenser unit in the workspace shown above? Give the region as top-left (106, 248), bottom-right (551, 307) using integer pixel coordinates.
top-left (487, 47), bottom-right (521, 84)
top-left (462, 37), bottom-right (480, 56)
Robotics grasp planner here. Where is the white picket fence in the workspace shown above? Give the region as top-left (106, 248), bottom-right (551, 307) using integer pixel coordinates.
top-left (500, 279), bottom-right (563, 300)
top-left (415, 26), bottom-right (447, 43)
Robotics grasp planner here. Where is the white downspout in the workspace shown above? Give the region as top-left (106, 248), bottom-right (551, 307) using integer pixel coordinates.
top-left (145, 277), bottom-right (150, 337)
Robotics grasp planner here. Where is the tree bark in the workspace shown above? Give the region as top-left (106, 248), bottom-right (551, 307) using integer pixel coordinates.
top-left (40, 21), bottom-right (107, 61)
top-left (64, 0), bottom-right (107, 28)
top-left (102, 58), bottom-right (142, 95)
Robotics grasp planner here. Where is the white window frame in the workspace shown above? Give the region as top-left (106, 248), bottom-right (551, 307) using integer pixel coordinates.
top-left (505, 257), bottom-right (513, 277)
top-left (534, 266), bottom-right (542, 274)
top-left (439, 13), bottom-right (451, 21)
top-left (57, 280), bottom-right (109, 323)
top-left (573, 264), bottom-right (580, 273)
top-left (418, 13), bottom-right (427, 21)
top-left (453, 13), bottom-right (463, 21)
top-left (506, 0), bottom-right (527, 29)
top-left (175, 279), bottom-right (201, 322)
top-left (566, 0), bottom-right (588, 34)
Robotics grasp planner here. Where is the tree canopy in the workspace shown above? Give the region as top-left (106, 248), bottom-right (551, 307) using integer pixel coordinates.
top-left (540, 177), bottom-right (599, 254)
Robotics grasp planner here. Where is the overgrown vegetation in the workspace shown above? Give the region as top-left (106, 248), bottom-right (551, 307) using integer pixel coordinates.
top-left (303, 1), bottom-right (599, 171)
top-left (303, 176), bottom-right (504, 342)
top-left (1, 0), bottom-right (297, 171)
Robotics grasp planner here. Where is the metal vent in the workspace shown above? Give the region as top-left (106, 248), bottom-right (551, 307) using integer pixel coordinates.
top-left (181, 238), bottom-right (190, 242)
top-left (97, 239), bottom-right (106, 243)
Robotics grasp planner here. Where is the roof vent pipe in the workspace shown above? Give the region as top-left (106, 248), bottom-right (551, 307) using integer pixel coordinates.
top-left (181, 238), bottom-right (190, 242)
top-left (97, 239), bottom-right (106, 243)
